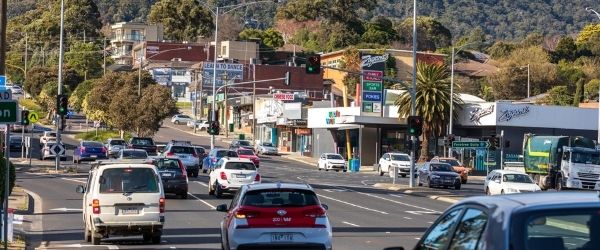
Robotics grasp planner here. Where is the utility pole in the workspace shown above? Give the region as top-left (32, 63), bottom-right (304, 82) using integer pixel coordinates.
top-left (527, 64), bottom-right (530, 98)
top-left (252, 63), bottom-right (256, 141)
top-left (0, 0), bottom-right (8, 247)
top-left (103, 38), bottom-right (106, 76)
top-left (210, 6), bottom-right (220, 151)
top-left (409, 0), bottom-right (418, 188)
top-left (24, 33), bottom-right (28, 81)
top-left (55, 0), bottom-right (65, 172)
top-left (224, 74), bottom-right (229, 138)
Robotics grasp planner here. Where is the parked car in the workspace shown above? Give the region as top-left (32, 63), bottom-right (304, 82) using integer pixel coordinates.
top-left (229, 139), bottom-right (254, 151)
top-left (9, 85), bottom-right (23, 95)
top-left (431, 157), bottom-right (470, 184)
top-left (40, 141), bottom-right (67, 160)
top-left (9, 135), bottom-right (22, 152)
top-left (186, 120), bottom-right (209, 130)
top-left (208, 157), bottom-right (260, 198)
top-left (236, 148), bottom-right (260, 168)
top-left (151, 157), bottom-right (188, 199)
top-left (378, 152), bottom-right (412, 177)
top-left (117, 149), bottom-right (149, 160)
top-left (216, 182), bottom-right (332, 250)
top-left (202, 149), bottom-right (239, 172)
top-left (128, 137), bottom-right (158, 156)
top-left (385, 192), bottom-right (600, 250)
top-left (161, 141), bottom-right (200, 177)
top-left (171, 114), bottom-right (193, 125)
top-left (484, 170), bottom-right (541, 195)
top-left (256, 142), bottom-right (278, 155)
top-left (39, 131), bottom-right (57, 146)
top-left (76, 162), bottom-right (165, 245)
top-left (73, 141), bottom-right (108, 164)
top-left (417, 162), bottom-right (461, 190)
top-left (317, 153), bottom-right (347, 172)
top-left (105, 138), bottom-right (126, 158)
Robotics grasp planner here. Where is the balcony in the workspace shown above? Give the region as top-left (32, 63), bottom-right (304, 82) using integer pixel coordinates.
top-left (111, 34), bottom-right (145, 43)
top-left (111, 50), bottom-right (133, 58)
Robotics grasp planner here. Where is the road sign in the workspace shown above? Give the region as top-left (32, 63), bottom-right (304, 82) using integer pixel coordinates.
top-left (0, 101), bottom-right (18, 123)
top-left (93, 121), bottom-right (101, 128)
top-left (0, 75), bottom-right (5, 86)
top-left (0, 90), bottom-right (11, 101)
top-left (27, 112), bottom-right (39, 123)
top-left (452, 141), bottom-right (490, 149)
top-left (50, 144), bottom-right (65, 156)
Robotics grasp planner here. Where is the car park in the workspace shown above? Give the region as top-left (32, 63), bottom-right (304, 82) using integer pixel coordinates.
top-left (128, 137), bottom-right (158, 156)
top-left (236, 148), bottom-right (260, 168)
top-left (171, 114), bottom-right (193, 125)
top-left (73, 141), bottom-right (108, 163)
top-left (208, 157), bottom-right (260, 198)
top-left (417, 162), bottom-right (462, 190)
top-left (40, 141), bottom-right (67, 160)
top-left (431, 157), bottom-right (470, 184)
top-left (161, 140), bottom-right (200, 177)
top-left (105, 138), bottom-right (126, 158)
top-left (202, 149), bottom-right (238, 172)
top-left (117, 149), bottom-right (149, 160)
top-left (256, 142), bottom-right (278, 155)
top-left (317, 153), bottom-right (347, 172)
top-left (151, 157), bottom-right (188, 199)
top-left (76, 161), bottom-right (165, 245)
top-left (378, 152), bottom-right (412, 177)
top-left (484, 170), bottom-right (541, 195)
top-left (216, 182), bottom-right (332, 250)
top-left (229, 139), bottom-right (254, 151)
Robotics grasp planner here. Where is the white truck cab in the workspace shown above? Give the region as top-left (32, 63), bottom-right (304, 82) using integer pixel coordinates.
top-left (559, 147), bottom-right (600, 190)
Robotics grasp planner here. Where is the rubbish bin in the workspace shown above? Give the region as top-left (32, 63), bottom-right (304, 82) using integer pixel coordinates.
top-left (350, 159), bottom-right (360, 172)
top-left (228, 123), bottom-right (234, 132)
top-left (238, 134), bottom-right (245, 140)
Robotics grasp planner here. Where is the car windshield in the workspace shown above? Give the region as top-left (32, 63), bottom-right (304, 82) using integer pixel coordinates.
top-left (438, 159), bottom-right (460, 166)
top-left (178, 115), bottom-right (191, 119)
top-left (83, 141), bottom-right (103, 147)
top-left (224, 162), bottom-right (256, 170)
top-left (327, 154), bottom-right (344, 160)
top-left (170, 146), bottom-right (195, 154)
top-left (503, 174), bottom-right (533, 183)
top-left (121, 150), bottom-right (148, 159)
top-left (99, 168), bottom-right (159, 193)
top-left (216, 150), bottom-right (238, 158)
top-left (241, 189), bottom-right (319, 207)
top-left (570, 152), bottom-right (600, 165)
top-left (238, 141), bottom-right (251, 146)
top-left (154, 159), bottom-right (182, 172)
top-left (431, 164), bottom-right (453, 172)
top-left (262, 142), bottom-right (273, 147)
top-left (109, 140), bottom-right (125, 146)
top-left (194, 147), bottom-right (205, 154)
top-left (131, 138), bottom-right (154, 145)
top-left (9, 137), bottom-right (21, 142)
top-left (522, 208), bottom-right (600, 250)
top-left (391, 154), bottom-right (410, 161)
top-left (46, 132), bottom-right (57, 137)
top-left (238, 149), bottom-right (254, 155)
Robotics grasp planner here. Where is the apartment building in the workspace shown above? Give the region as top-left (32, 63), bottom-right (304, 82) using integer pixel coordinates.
top-left (110, 22), bottom-right (164, 65)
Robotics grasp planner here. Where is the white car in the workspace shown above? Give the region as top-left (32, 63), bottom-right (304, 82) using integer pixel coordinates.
top-left (317, 153), bottom-right (347, 172)
top-left (484, 170), bottom-right (541, 195)
top-left (171, 114), bottom-right (193, 125)
top-left (186, 120), bottom-right (209, 130)
top-left (39, 131), bottom-right (57, 146)
top-left (256, 142), bottom-right (278, 155)
top-left (40, 141), bottom-right (67, 160)
top-left (378, 152), bottom-right (412, 177)
top-left (208, 157), bottom-right (260, 198)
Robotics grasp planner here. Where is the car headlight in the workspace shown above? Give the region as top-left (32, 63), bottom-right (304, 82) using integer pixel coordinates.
top-left (506, 188), bottom-right (520, 193)
top-left (431, 174), bottom-right (440, 179)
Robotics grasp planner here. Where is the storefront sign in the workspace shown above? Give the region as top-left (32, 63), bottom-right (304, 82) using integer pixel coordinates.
top-left (295, 128), bottom-right (311, 135)
top-left (325, 110), bottom-right (341, 125)
top-left (469, 104), bottom-right (494, 123)
top-left (273, 93), bottom-right (295, 101)
top-left (498, 106), bottom-right (530, 122)
top-left (361, 54), bottom-right (389, 68)
top-left (361, 53), bottom-right (387, 115)
top-left (362, 71), bottom-right (384, 81)
top-left (363, 81), bottom-right (382, 91)
top-left (363, 92), bottom-right (382, 102)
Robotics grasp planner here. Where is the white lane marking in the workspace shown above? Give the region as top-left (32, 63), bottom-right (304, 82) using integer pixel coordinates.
top-left (415, 237), bottom-right (421, 240)
top-left (342, 221), bottom-right (360, 227)
top-left (50, 207), bottom-right (83, 212)
top-left (188, 193), bottom-right (216, 209)
top-left (428, 221), bottom-right (434, 224)
top-left (194, 181), bottom-right (208, 187)
top-left (316, 194), bottom-right (388, 215)
top-left (62, 244), bottom-right (119, 249)
top-left (61, 177), bottom-right (86, 184)
top-left (403, 217), bottom-right (412, 220)
top-left (361, 180), bottom-right (370, 186)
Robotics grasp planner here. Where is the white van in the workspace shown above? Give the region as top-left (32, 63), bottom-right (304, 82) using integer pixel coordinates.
top-left (76, 161), bottom-right (165, 245)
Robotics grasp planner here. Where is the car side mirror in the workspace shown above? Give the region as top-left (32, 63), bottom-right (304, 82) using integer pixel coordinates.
top-left (321, 204), bottom-right (329, 210)
top-left (383, 248), bottom-right (405, 250)
top-left (494, 179), bottom-right (501, 184)
top-left (216, 204), bottom-right (228, 212)
top-left (76, 185), bottom-right (85, 193)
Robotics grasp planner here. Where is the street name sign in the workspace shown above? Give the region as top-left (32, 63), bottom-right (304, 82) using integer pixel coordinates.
top-left (452, 141), bottom-right (490, 149)
top-left (0, 90), bottom-right (11, 101)
top-left (0, 101), bottom-right (18, 123)
top-left (28, 112), bottom-right (39, 123)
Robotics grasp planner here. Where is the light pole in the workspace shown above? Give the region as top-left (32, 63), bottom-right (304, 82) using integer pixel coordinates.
top-left (137, 46), bottom-right (191, 96)
top-left (448, 42), bottom-right (476, 157)
top-left (409, 0), bottom-right (417, 188)
top-left (586, 7), bottom-right (600, 144)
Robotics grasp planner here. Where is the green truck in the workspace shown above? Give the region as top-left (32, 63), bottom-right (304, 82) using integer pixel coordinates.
top-left (523, 134), bottom-right (600, 190)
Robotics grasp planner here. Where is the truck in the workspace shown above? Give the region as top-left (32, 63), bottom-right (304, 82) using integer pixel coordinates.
top-left (523, 134), bottom-right (600, 190)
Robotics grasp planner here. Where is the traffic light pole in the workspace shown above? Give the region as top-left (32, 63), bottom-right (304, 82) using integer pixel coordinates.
top-left (55, 0), bottom-right (65, 172)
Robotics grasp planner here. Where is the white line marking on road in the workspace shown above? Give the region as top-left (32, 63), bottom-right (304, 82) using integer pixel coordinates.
top-left (415, 238), bottom-right (421, 240)
top-left (403, 217), bottom-right (412, 220)
top-left (61, 177), bottom-right (86, 184)
top-left (342, 221), bottom-right (360, 227)
top-left (50, 207), bottom-right (83, 212)
top-left (188, 193), bottom-right (216, 209)
top-left (316, 194), bottom-right (388, 215)
top-left (428, 221), bottom-right (434, 224)
top-left (194, 181), bottom-right (208, 187)
top-left (62, 244), bottom-right (119, 249)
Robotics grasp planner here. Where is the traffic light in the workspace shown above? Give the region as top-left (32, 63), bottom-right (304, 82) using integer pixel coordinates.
top-left (407, 115), bottom-right (423, 137)
top-left (284, 71), bottom-right (290, 86)
top-left (20, 110), bottom-right (29, 126)
top-left (208, 121), bottom-right (220, 135)
top-left (57, 94), bottom-right (68, 116)
top-left (306, 55), bottom-right (321, 74)
top-left (445, 134), bottom-right (455, 147)
top-left (488, 134), bottom-right (499, 150)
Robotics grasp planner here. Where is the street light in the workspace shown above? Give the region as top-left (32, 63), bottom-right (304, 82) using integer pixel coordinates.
top-left (137, 46), bottom-right (191, 96)
top-left (448, 41), bottom-right (476, 157)
top-left (585, 7), bottom-right (600, 144)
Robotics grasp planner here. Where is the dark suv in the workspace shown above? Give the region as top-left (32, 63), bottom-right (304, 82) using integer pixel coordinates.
top-left (151, 157), bottom-right (188, 199)
top-left (128, 137), bottom-right (158, 156)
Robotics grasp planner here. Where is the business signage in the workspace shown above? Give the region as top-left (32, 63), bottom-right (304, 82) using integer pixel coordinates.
top-left (202, 61), bottom-right (244, 87)
top-left (363, 81), bottom-right (382, 91)
top-left (362, 92), bottom-right (382, 102)
top-left (273, 93), bottom-right (295, 101)
top-left (360, 53), bottom-right (387, 115)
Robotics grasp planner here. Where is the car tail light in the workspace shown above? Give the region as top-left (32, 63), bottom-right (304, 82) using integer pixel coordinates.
top-left (234, 208), bottom-right (259, 219)
top-left (159, 198), bottom-right (165, 213)
top-left (166, 152), bottom-right (174, 156)
top-left (304, 206), bottom-right (327, 218)
top-left (92, 199), bottom-right (100, 214)
top-left (220, 172), bottom-right (227, 180)
top-left (80, 146), bottom-right (86, 152)
top-left (211, 157), bottom-right (217, 163)
top-left (254, 174), bottom-right (261, 182)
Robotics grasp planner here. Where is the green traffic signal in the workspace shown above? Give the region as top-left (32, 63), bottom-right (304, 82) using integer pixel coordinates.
top-left (21, 110), bottom-right (29, 125)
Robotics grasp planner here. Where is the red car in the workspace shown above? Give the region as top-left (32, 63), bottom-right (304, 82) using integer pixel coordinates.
top-left (237, 148), bottom-right (260, 168)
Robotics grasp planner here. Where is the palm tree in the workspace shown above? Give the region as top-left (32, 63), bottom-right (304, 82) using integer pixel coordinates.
top-left (395, 62), bottom-right (463, 162)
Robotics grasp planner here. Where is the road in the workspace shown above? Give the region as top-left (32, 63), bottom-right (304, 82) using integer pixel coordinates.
top-left (14, 121), bottom-right (481, 250)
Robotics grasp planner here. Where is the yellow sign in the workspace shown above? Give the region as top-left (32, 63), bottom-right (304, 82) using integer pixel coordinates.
top-left (28, 112), bottom-right (39, 123)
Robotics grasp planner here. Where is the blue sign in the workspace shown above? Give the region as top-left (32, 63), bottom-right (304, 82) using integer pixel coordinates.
top-left (362, 92), bottom-right (382, 102)
top-left (0, 75), bottom-right (5, 87)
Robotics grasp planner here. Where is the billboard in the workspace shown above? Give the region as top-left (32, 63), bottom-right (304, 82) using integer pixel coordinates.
top-left (360, 53), bottom-right (388, 115)
top-left (202, 62), bottom-right (244, 87)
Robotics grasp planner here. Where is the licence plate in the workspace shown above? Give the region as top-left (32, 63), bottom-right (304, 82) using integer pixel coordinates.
top-left (121, 208), bottom-right (139, 215)
top-left (161, 172), bottom-right (173, 177)
top-left (235, 174), bottom-right (246, 178)
top-left (91, 155), bottom-right (97, 158)
top-left (271, 233), bottom-right (293, 242)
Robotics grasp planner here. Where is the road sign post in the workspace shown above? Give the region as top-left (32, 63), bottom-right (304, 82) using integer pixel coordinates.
top-left (451, 141), bottom-right (490, 149)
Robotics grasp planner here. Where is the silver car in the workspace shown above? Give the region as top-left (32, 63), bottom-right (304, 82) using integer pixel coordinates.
top-left (106, 138), bottom-right (126, 158)
top-left (256, 142), bottom-right (278, 155)
top-left (162, 142), bottom-right (200, 177)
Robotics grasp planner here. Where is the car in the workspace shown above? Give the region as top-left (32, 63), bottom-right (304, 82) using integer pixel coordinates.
top-left (171, 114), bottom-right (193, 125)
top-left (161, 141), bottom-right (200, 177)
top-left (40, 141), bottom-right (67, 160)
top-left (117, 149), bottom-right (149, 160)
top-left (484, 170), bottom-right (541, 195)
top-left (386, 192), bottom-right (600, 250)
top-left (229, 139), bottom-right (254, 151)
top-left (73, 141), bottom-right (108, 164)
top-left (317, 153), bottom-right (347, 172)
top-left (9, 135), bottom-right (22, 152)
top-left (431, 157), bottom-right (470, 184)
top-left (151, 157), bottom-right (188, 199)
top-left (11, 124), bottom-right (27, 133)
top-left (378, 152), bottom-right (412, 177)
top-left (256, 142), bottom-right (278, 155)
top-left (128, 137), bottom-right (158, 156)
top-left (192, 146), bottom-right (208, 172)
top-left (215, 182), bottom-right (332, 250)
top-left (39, 131), bottom-right (57, 146)
top-left (76, 162), bottom-right (165, 245)
top-left (236, 148), bottom-right (260, 168)
top-left (105, 138), bottom-right (126, 158)
top-left (186, 120), bottom-right (209, 130)
top-left (417, 162), bottom-right (461, 190)
top-left (208, 157), bottom-right (260, 198)
top-left (202, 149), bottom-right (239, 172)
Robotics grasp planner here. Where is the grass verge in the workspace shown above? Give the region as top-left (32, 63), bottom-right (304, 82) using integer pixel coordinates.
top-left (176, 102), bottom-right (192, 109)
top-left (75, 130), bottom-right (132, 142)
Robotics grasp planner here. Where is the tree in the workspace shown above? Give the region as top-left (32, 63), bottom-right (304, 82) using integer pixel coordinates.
top-left (540, 86), bottom-right (572, 106)
top-left (550, 36), bottom-right (577, 63)
top-left (24, 66), bottom-right (55, 98)
top-left (361, 16), bottom-right (398, 45)
top-left (37, 81), bottom-right (60, 118)
top-left (148, 0), bottom-right (213, 41)
top-left (576, 24), bottom-right (600, 45)
top-left (572, 78), bottom-right (585, 106)
top-left (135, 85), bottom-right (176, 136)
top-left (239, 28), bottom-right (285, 49)
top-left (275, 0), bottom-right (326, 22)
top-left (395, 63), bottom-right (462, 162)
top-left (69, 79), bottom-right (96, 112)
top-left (584, 79), bottom-right (600, 102)
top-left (395, 16), bottom-right (452, 52)
top-left (340, 48), bottom-right (361, 99)
top-left (487, 41), bottom-right (516, 59)
top-left (0, 156), bottom-right (16, 208)
top-left (65, 41), bottom-right (103, 80)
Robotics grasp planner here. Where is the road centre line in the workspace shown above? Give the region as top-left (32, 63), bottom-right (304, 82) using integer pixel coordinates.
top-left (342, 221), bottom-right (360, 227)
top-left (187, 193), bottom-right (216, 209)
top-left (316, 194), bottom-right (388, 215)
top-left (61, 177), bottom-right (86, 184)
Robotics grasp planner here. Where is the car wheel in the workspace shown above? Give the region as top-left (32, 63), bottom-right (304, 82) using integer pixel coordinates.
top-left (208, 181), bottom-right (215, 195)
top-left (401, 174), bottom-right (407, 178)
top-left (325, 168), bottom-right (329, 172)
top-left (180, 192), bottom-right (188, 199)
top-left (202, 169), bottom-right (207, 173)
top-left (461, 178), bottom-right (467, 184)
top-left (193, 170), bottom-right (199, 178)
top-left (143, 233), bottom-right (152, 242)
top-left (174, 121), bottom-right (180, 125)
top-left (335, 170), bottom-right (339, 172)
top-left (378, 166), bottom-right (384, 176)
top-left (215, 182), bottom-right (223, 198)
top-left (555, 175), bottom-right (564, 191)
top-left (343, 169), bottom-right (347, 172)
top-left (455, 183), bottom-right (461, 190)
top-left (417, 175), bottom-right (423, 186)
top-left (427, 178), bottom-right (433, 188)
top-left (501, 189), bottom-right (505, 194)
top-left (317, 164), bottom-right (321, 171)
top-left (486, 188), bottom-right (491, 196)
top-left (91, 235), bottom-right (101, 245)
top-left (152, 234), bottom-right (162, 244)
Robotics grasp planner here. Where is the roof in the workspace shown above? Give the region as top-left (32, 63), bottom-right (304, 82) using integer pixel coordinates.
top-left (247, 182), bottom-right (313, 191)
top-left (385, 90), bottom-right (486, 105)
top-left (459, 192), bottom-right (600, 210)
top-left (489, 169), bottom-right (529, 175)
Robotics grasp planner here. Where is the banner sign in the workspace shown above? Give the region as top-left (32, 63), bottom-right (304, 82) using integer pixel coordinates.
top-left (273, 93), bottom-right (295, 101)
top-left (360, 53), bottom-right (388, 114)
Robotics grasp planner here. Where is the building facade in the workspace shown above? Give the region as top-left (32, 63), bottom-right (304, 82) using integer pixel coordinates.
top-left (110, 22), bottom-right (164, 65)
